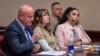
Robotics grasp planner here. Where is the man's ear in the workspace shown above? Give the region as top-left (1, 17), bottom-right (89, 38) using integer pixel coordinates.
top-left (19, 15), bottom-right (23, 20)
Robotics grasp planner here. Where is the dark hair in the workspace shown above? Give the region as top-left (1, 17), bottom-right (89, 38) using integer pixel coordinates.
top-left (51, 2), bottom-right (60, 9)
top-left (32, 9), bottom-right (51, 32)
top-left (59, 7), bottom-right (79, 24)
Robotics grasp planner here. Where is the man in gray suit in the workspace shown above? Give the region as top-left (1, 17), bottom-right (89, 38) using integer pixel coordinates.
top-left (50, 2), bottom-right (62, 33)
top-left (4, 4), bottom-right (41, 56)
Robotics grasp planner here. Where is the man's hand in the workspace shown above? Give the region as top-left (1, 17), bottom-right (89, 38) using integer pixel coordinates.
top-left (32, 44), bottom-right (41, 53)
top-left (32, 32), bottom-right (41, 42)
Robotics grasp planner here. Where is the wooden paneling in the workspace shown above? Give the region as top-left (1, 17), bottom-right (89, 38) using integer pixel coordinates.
top-left (0, 26), bottom-right (6, 35)
top-left (0, 26), bottom-right (100, 43)
top-left (0, 26), bottom-right (6, 50)
top-left (85, 30), bottom-right (100, 42)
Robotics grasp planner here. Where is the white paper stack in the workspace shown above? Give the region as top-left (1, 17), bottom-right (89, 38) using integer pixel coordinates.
top-left (37, 51), bottom-right (66, 56)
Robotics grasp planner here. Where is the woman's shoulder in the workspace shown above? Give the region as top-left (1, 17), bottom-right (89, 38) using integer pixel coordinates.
top-left (57, 23), bottom-right (67, 29)
top-left (33, 26), bottom-right (42, 33)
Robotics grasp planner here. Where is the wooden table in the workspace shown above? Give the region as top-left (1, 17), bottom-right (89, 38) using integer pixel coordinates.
top-left (32, 42), bottom-right (100, 56)
top-left (31, 51), bottom-right (97, 56)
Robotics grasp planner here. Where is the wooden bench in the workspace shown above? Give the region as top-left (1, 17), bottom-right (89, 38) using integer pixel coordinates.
top-left (0, 26), bottom-right (5, 56)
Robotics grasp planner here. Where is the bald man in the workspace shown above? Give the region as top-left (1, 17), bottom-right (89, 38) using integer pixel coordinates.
top-left (4, 4), bottom-right (41, 56)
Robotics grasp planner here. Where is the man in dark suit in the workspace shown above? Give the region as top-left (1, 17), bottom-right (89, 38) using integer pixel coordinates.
top-left (3, 4), bottom-right (41, 56)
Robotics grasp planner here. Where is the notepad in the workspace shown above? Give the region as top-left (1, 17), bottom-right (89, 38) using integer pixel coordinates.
top-left (37, 51), bottom-right (66, 55)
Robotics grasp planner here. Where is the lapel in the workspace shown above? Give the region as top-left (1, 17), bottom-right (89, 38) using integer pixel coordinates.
top-left (14, 20), bottom-right (28, 40)
top-left (26, 27), bottom-right (33, 36)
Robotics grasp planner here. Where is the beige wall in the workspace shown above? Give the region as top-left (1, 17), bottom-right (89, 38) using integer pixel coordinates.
top-left (0, 0), bottom-right (100, 30)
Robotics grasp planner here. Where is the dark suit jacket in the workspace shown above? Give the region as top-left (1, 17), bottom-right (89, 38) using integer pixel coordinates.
top-left (3, 20), bottom-right (34, 56)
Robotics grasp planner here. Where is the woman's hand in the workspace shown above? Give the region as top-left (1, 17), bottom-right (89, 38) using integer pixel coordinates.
top-left (74, 39), bottom-right (82, 46)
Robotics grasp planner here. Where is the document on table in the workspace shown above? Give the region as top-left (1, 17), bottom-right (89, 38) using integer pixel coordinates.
top-left (37, 51), bottom-right (66, 55)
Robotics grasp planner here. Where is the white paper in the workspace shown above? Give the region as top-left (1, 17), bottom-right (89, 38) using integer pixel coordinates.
top-left (37, 51), bottom-right (66, 55)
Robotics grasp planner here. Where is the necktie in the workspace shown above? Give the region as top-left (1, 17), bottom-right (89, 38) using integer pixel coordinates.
top-left (24, 27), bottom-right (30, 40)
top-left (72, 28), bottom-right (75, 36)
top-left (72, 28), bottom-right (80, 41)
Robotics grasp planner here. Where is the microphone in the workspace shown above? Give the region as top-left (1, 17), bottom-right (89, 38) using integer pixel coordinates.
top-left (79, 25), bottom-right (99, 55)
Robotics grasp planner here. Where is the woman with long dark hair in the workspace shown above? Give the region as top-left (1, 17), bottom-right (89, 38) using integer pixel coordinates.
top-left (55, 7), bottom-right (91, 50)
